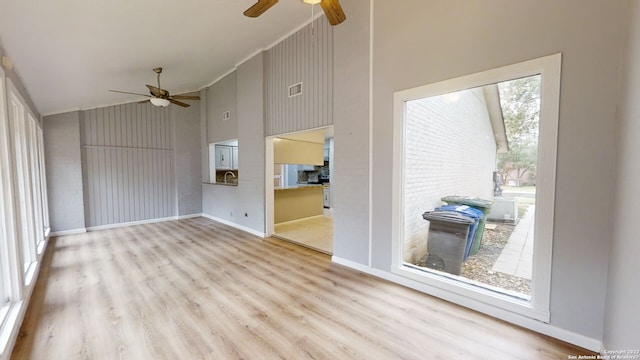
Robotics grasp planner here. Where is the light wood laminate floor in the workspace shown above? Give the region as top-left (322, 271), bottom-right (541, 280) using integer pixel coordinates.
top-left (12, 218), bottom-right (595, 359)
top-left (274, 211), bottom-right (333, 254)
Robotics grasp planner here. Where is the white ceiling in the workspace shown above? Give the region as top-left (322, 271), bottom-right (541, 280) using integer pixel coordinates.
top-left (0, 0), bottom-right (325, 116)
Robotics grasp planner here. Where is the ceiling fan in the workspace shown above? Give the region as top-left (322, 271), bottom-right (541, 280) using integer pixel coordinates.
top-left (244, 0), bottom-right (346, 26)
top-left (109, 67), bottom-right (200, 107)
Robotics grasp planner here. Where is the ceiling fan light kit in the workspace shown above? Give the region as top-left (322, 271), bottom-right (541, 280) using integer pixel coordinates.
top-left (109, 67), bottom-right (200, 108)
top-left (150, 98), bottom-right (170, 107)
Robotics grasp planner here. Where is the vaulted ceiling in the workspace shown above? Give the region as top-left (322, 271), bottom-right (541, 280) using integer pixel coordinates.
top-left (0, 0), bottom-right (325, 116)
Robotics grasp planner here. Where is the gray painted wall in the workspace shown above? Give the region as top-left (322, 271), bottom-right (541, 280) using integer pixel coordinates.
top-left (264, 17), bottom-right (333, 136)
top-left (202, 52), bottom-right (265, 232)
top-left (236, 52), bottom-right (266, 231)
top-left (81, 104), bottom-right (175, 227)
top-left (370, 0), bottom-right (625, 342)
top-left (173, 98), bottom-right (202, 216)
top-left (207, 71), bottom-right (237, 143)
top-left (42, 111), bottom-right (85, 232)
top-left (44, 100), bottom-right (202, 230)
top-left (605, 0), bottom-right (640, 350)
top-left (332, 0), bottom-right (371, 265)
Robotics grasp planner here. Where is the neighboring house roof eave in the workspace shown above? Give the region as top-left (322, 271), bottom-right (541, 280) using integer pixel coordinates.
top-left (482, 84), bottom-right (508, 153)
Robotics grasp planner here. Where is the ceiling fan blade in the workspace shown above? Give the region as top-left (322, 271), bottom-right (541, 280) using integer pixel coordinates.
top-left (109, 89), bottom-right (152, 97)
top-left (146, 84), bottom-right (164, 97)
top-left (168, 98), bottom-right (190, 107)
top-left (244, 0), bottom-right (278, 18)
top-left (320, 0), bottom-right (346, 26)
top-left (170, 95), bottom-right (201, 100)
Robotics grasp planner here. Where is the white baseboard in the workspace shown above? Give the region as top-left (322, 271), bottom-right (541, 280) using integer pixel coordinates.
top-left (200, 213), bottom-right (266, 238)
top-left (49, 228), bottom-right (87, 236)
top-left (177, 213), bottom-right (202, 220)
top-left (331, 256), bottom-right (603, 353)
top-left (86, 216), bottom-right (179, 231)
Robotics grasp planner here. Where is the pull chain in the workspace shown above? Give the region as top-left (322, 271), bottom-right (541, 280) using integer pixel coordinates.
top-left (311, 2), bottom-right (315, 37)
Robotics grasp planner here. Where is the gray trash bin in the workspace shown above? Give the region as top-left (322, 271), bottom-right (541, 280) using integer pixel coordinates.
top-left (422, 210), bottom-right (475, 275)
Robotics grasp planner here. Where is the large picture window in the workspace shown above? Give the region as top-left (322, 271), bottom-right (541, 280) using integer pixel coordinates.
top-left (7, 92), bottom-right (37, 277)
top-left (392, 54), bottom-right (561, 321)
top-left (0, 65), bottom-right (50, 355)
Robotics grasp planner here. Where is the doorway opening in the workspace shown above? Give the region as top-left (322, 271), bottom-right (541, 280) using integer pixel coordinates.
top-left (265, 126), bottom-right (334, 255)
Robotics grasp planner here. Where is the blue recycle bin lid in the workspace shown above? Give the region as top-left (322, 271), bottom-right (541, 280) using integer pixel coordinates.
top-left (436, 205), bottom-right (484, 220)
top-left (422, 210), bottom-right (475, 224)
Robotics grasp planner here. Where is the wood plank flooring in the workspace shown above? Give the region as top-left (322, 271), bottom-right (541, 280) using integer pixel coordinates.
top-left (12, 217), bottom-right (595, 359)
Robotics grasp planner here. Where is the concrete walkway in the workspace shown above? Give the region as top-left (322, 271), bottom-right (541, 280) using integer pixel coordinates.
top-left (492, 205), bottom-right (535, 280)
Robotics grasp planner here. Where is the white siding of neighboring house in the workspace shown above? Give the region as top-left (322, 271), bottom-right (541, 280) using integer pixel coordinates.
top-left (403, 87), bottom-right (497, 263)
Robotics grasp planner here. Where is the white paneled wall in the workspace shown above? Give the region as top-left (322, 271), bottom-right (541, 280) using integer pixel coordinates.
top-left (265, 17), bottom-right (333, 136)
top-left (81, 104), bottom-right (175, 227)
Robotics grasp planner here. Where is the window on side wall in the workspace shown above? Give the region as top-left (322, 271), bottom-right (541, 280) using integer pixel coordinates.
top-left (392, 54), bottom-right (561, 322)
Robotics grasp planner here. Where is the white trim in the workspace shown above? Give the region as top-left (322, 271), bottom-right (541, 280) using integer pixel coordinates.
top-left (52, 214), bottom-right (203, 236)
top-left (0, 235), bottom-right (49, 360)
top-left (200, 213), bottom-right (267, 238)
top-left (331, 256), bottom-right (601, 353)
top-left (391, 53), bottom-right (561, 323)
top-left (265, 137), bottom-right (275, 237)
top-left (86, 216), bottom-right (183, 231)
top-left (49, 228), bottom-right (87, 237)
top-left (367, 0), bottom-right (374, 267)
top-left (176, 213), bottom-right (201, 220)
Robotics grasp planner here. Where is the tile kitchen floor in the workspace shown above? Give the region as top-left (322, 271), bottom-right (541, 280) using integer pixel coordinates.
top-left (273, 209), bottom-right (333, 254)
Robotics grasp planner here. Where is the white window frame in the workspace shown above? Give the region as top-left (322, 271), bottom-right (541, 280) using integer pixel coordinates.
top-left (391, 54), bottom-right (561, 322)
top-left (37, 125), bottom-right (50, 239)
top-left (7, 84), bottom-right (37, 282)
top-left (0, 68), bottom-right (26, 356)
top-left (26, 113), bottom-right (45, 254)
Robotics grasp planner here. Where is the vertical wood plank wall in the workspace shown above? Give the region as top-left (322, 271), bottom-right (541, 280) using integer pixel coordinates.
top-left (80, 104), bottom-right (175, 227)
top-left (265, 17), bottom-right (333, 136)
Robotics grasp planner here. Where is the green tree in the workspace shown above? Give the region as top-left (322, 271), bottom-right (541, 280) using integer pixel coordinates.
top-left (497, 75), bottom-right (541, 187)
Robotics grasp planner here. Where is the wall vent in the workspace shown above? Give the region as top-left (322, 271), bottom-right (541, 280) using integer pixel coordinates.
top-left (288, 82), bottom-right (302, 98)
top-left (222, 111), bottom-right (231, 121)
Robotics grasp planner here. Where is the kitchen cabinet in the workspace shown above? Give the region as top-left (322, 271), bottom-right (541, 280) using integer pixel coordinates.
top-left (214, 145), bottom-right (238, 170)
top-left (215, 146), bottom-right (232, 170)
top-left (232, 146), bottom-right (239, 170)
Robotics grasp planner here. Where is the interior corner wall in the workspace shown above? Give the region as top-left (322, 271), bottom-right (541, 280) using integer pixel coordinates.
top-left (44, 101), bottom-right (202, 231)
top-left (202, 52), bottom-right (266, 234)
top-left (332, 0), bottom-right (371, 265)
top-left (43, 111), bottom-right (85, 232)
top-left (371, 0), bottom-right (626, 342)
top-left (604, 0), bottom-right (640, 350)
top-left (236, 52), bottom-right (266, 232)
top-left (80, 104), bottom-right (176, 227)
top-left (173, 97), bottom-right (203, 216)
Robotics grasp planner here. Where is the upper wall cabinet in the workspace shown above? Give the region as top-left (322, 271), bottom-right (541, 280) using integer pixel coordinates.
top-left (264, 17), bottom-right (334, 136)
top-left (207, 71), bottom-right (237, 143)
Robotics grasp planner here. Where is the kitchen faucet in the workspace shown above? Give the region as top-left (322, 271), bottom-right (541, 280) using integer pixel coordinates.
top-left (224, 171), bottom-right (236, 184)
